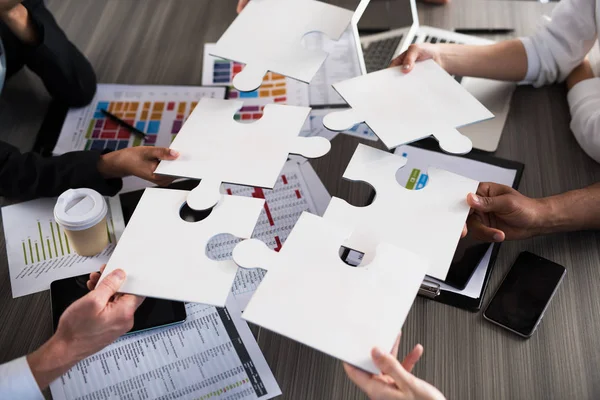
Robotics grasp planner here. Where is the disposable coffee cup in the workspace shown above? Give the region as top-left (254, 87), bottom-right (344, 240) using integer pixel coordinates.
top-left (54, 189), bottom-right (108, 257)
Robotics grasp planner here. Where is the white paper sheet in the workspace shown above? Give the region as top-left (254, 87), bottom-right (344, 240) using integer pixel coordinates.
top-left (206, 160), bottom-right (331, 310)
top-left (53, 84), bottom-right (227, 193)
top-left (302, 26), bottom-right (362, 106)
top-left (49, 296), bottom-right (281, 400)
top-left (393, 145), bottom-right (517, 298)
top-left (1, 197), bottom-right (125, 298)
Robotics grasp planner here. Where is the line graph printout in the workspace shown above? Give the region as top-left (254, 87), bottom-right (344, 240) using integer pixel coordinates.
top-left (2, 197), bottom-right (125, 298)
top-left (53, 84), bottom-right (226, 193)
top-left (206, 160), bottom-right (330, 310)
top-left (50, 297), bottom-right (281, 400)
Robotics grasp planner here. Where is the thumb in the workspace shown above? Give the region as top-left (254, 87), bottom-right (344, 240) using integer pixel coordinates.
top-left (400, 45), bottom-right (421, 73)
top-left (94, 269), bottom-right (126, 304)
top-left (467, 192), bottom-right (515, 214)
top-left (148, 147), bottom-right (179, 161)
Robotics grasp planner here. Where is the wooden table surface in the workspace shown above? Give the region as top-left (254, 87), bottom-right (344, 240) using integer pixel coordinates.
top-left (1, 0), bottom-right (600, 399)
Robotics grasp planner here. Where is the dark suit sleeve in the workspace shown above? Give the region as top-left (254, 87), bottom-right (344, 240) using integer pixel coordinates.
top-left (0, 140), bottom-right (122, 199)
top-left (18, 0), bottom-right (97, 107)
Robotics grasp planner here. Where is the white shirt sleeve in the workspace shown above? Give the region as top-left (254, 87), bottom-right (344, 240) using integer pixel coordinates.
top-left (519, 0), bottom-right (598, 87)
top-left (0, 356), bottom-right (44, 400)
top-left (567, 77), bottom-right (600, 163)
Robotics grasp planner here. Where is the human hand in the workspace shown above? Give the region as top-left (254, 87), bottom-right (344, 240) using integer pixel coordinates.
top-left (465, 182), bottom-right (548, 242)
top-left (27, 268), bottom-right (144, 390)
top-left (390, 44), bottom-right (444, 74)
top-left (97, 146), bottom-right (179, 186)
top-left (237, 0), bottom-right (249, 13)
top-left (344, 334), bottom-right (445, 400)
top-left (566, 59), bottom-right (595, 91)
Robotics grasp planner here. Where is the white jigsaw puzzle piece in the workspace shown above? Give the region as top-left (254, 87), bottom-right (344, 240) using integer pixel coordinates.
top-left (155, 98), bottom-right (330, 210)
top-left (211, 0), bottom-right (355, 92)
top-left (322, 60), bottom-right (494, 153)
top-left (323, 144), bottom-right (478, 281)
top-left (233, 212), bottom-right (428, 374)
top-left (100, 188), bottom-right (264, 306)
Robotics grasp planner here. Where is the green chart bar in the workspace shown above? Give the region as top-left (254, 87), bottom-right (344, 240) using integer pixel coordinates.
top-left (106, 223), bottom-right (112, 244)
top-left (35, 243), bottom-right (40, 263)
top-left (64, 233), bottom-right (70, 254)
top-left (50, 222), bottom-right (58, 256)
top-left (37, 221), bottom-right (46, 260)
top-left (28, 239), bottom-right (33, 264)
top-left (56, 223), bottom-right (65, 256)
top-left (22, 242), bottom-right (27, 265)
top-left (47, 239), bottom-right (53, 258)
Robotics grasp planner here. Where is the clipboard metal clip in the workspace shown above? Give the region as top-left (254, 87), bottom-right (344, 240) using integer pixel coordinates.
top-left (419, 280), bottom-right (441, 299)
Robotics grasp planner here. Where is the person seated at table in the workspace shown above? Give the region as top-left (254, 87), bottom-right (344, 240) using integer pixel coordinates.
top-left (465, 182), bottom-right (600, 242)
top-left (235, 0), bottom-right (450, 15)
top-left (0, 267), bottom-right (144, 399)
top-left (391, 0), bottom-right (600, 163)
top-left (1, 0), bottom-right (96, 106)
top-left (344, 334), bottom-right (446, 400)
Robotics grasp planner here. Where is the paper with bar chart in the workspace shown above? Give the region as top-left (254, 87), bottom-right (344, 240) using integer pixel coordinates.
top-left (206, 160), bottom-right (331, 310)
top-left (2, 197), bottom-right (125, 298)
top-left (202, 43), bottom-right (310, 122)
top-left (53, 84), bottom-right (226, 193)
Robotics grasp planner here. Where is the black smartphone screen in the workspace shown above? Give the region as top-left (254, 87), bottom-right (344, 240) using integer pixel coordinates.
top-left (484, 251), bottom-right (566, 337)
top-left (50, 273), bottom-right (187, 334)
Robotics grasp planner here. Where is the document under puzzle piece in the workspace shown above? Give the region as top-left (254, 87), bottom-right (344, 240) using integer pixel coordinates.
top-left (323, 60), bottom-right (494, 154)
top-left (211, 0), bottom-right (355, 92)
top-left (100, 188), bottom-right (264, 306)
top-left (232, 212), bottom-right (428, 373)
top-left (323, 144), bottom-right (478, 281)
top-left (155, 98), bottom-right (330, 211)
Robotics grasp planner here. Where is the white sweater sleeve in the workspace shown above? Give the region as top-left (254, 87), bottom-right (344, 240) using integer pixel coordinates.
top-left (567, 78), bottom-right (600, 163)
top-left (519, 0), bottom-right (598, 87)
top-left (0, 356), bottom-right (44, 400)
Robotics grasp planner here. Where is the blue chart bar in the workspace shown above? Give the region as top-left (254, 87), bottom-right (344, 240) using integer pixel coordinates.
top-left (416, 173), bottom-right (429, 190)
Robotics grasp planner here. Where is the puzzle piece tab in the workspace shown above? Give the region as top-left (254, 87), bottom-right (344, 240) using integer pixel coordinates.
top-left (211, 0), bottom-right (354, 92)
top-left (100, 188), bottom-right (264, 306)
top-left (323, 144), bottom-right (478, 281)
top-left (322, 60), bottom-right (494, 154)
top-left (155, 98), bottom-right (330, 210)
top-left (233, 212), bottom-right (428, 373)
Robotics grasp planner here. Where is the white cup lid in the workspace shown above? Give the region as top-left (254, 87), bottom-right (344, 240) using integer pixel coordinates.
top-left (54, 189), bottom-right (107, 231)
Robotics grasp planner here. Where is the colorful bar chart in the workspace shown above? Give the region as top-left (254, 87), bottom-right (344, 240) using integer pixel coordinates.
top-left (21, 218), bottom-right (116, 265)
top-left (84, 100), bottom-right (198, 151)
top-left (405, 168), bottom-right (429, 190)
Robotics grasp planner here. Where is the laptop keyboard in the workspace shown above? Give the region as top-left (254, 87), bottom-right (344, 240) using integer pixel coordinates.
top-left (363, 33), bottom-right (464, 83)
top-left (363, 35), bottom-right (403, 73)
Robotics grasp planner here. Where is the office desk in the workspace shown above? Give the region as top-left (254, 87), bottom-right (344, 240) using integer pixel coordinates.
top-left (1, 0), bottom-right (599, 399)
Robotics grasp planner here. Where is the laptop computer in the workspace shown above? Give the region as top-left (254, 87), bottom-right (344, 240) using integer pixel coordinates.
top-left (350, 0), bottom-right (515, 152)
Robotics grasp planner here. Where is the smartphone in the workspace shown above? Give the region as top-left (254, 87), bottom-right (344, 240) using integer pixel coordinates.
top-left (50, 273), bottom-right (187, 334)
top-left (483, 251), bottom-right (566, 338)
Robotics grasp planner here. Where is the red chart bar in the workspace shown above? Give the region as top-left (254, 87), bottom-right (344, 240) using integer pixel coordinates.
top-left (295, 190), bottom-right (301, 199)
top-left (281, 175), bottom-right (288, 184)
top-left (274, 236), bottom-right (282, 252)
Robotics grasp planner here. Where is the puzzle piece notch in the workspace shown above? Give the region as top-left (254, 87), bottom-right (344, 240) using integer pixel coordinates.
top-left (322, 61), bottom-right (493, 153)
top-left (100, 188), bottom-right (265, 307)
top-left (323, 144), bottom-right (478, 281)
top-left (233, 212), bottom-right (428, 373)
top-left (155, 98), bottom-right (329, 211)
top-left (212, 0), bottom-right (355, 91)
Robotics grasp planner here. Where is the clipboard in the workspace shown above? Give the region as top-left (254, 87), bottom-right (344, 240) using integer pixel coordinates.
top-left (351, 138), bottom-right (524, 312)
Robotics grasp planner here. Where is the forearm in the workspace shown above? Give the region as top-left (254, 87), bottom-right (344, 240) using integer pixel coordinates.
top-left (26, 335), bottom-right (78, 390)
top-left (0, 4), bottom-right (38, 45)
top-left (538, 183), bottom-right (600, 234)
top-left (439, 40), bottom-right (528, 81)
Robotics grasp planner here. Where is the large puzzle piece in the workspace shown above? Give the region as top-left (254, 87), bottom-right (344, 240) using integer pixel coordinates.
top-left (100, 188), bottom-right (264, 306)
top-left (322, 60), bottom-right (494, 154)
top-left (323, 144), bottom-right (478, 281)
top-left (155, 98), bottom-right (330, 210)
top-left (233, 212), bottom-right (428, 373)
top-left (211, 0), bottom-right (355, 92)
